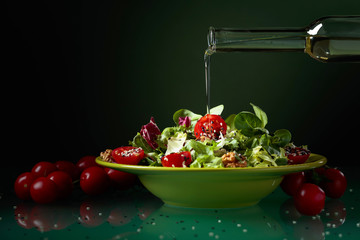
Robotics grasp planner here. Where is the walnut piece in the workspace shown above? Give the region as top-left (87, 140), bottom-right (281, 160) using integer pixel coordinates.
top-left (100, 149), bottom-right (113, 162)
top-left (221, 152), bottom-right (247, 168)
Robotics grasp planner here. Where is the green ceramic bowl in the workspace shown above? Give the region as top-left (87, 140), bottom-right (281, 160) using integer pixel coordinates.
top-left (96, 154), bottom-right (326, 208)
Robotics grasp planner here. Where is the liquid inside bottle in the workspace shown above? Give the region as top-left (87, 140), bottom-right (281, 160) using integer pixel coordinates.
top-left (204, 16), bottom-right (360, 111)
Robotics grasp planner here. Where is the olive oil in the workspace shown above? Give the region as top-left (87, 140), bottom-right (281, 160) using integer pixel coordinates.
top-left (305, 36), bottom-right (360, 62)
top-left (204, 16), bottom-right (360, 112)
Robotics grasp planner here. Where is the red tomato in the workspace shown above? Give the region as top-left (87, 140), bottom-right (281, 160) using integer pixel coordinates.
top-left (280, 171), bottom-right (306, 196)
top-left (294, 183), bottom-right (325, 216)
top-left (14, 172), bottom-right (37, 200)
top-left (76, 156), bottom-right (98, 173)
top-left (55, 161), bottom-right (80, 181)
top-left (80, 166), bottom-right (110, 195)
top-left (285, 146), bottom-right (311, 165)
top-left (112, 146), bottom-right (145, 165)
top-left (319, 168), bottom-right (347, 199)
top-left (47, 171), bottom-right (73, 199)
top-left (194, 114), bottom-right (227, 140)
top-left (161, 151), bottom-right (192, 167)
top-left (30, 177), bottom-right (58, 204)
top-left (104, 168), bottom-right (137, 190)
top-left (31, 161), bottom-right (57, 178)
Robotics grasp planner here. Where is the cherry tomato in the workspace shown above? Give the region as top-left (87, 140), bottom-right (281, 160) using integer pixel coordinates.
top-left (194, 114), bottom-right (227, 140)
top-left (14, 172), bottom-right (37, 200)
top-left (47, 171), bottom-right (73, 199)
top-left (30, 177), bottom-right (58, 204)
top-left (104, 168), bottom-right (137, 190)
top-left (80, 166), bottom-right (110, 195)
top-left (319, 168), bottom-right (347, 199)
top-left (76, 155), bottom-right (98, 173)
top-left (31, 161), bottom-right (57, 178)
top-left (112, 146), bottom-right (145, 165)
top-left (280, 171), bottom-right (306, 196)
top-left (55, 161), bottom-right (80, 181)
top-left (294, 183), bottom-right (325, 216)
top-left (285, 146), bottom-right (311, 165)
top-left (161, 151), bottom-right (192, 167)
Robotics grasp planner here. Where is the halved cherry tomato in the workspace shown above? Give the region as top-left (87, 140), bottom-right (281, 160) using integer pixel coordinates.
top-left (194, 114), bottom-right (227, 140)
top-left (285, 146), bottom-right (311, 165)
top-left (112, 146), bottom-right (145, 165)
top-left (161, 151), bottom-right (192, 167)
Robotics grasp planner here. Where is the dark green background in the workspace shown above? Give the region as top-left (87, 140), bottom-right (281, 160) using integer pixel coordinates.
top-left (4, 0), bottom-right (360, 170)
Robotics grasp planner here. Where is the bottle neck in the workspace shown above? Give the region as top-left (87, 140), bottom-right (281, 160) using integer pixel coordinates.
top-left (207, 27), bottom-right (307, 54)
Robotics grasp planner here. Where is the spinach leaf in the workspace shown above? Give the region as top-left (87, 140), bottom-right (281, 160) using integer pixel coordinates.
top-left (271, 129), bottom-right (292, 147)
top-left (250, 103), bottom-right (268, 128)
top-left (234, 111), bottom-right (263, 137)
top-left (225, 114), bottom-right (236, 130)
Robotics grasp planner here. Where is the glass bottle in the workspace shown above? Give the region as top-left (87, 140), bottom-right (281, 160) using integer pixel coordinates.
top-left (206, 16), bottom-right (360, 63)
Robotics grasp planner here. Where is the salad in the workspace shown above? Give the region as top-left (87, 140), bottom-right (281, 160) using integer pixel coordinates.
top-left (99, 103), bottom-right (310, 168)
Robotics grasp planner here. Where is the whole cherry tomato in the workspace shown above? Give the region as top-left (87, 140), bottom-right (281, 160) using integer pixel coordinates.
top-left (76, 156), bottom-right (98, 173)
top-left (55, 161), bottom-right (80, 181)
top-left (319, 168), bottom-right (347, 199)
top-left (14, 172), bottom-right (37, 200)
top-left (31, 161), bottom-right (57, 178)
top-left (47, 171), bottom-right (73, 199)
top-left (161, 151), bottom-right (192, 167)
top-left (30, 177), bottom-right (58, 204)
top-left (294, 183), bottom-right (325, 216)
top-left (80, 166), bottom-right (110, 195)
top-left (194, 114), bottom-right (227, 140)
top-left (112, 146), bottom-right (145, 165)
top-left (280, 171), bottom-right (306, 196)
top-left (284, 146), bottom-right (311, 165)
top-left (104, 168), bottom-right (137, 190)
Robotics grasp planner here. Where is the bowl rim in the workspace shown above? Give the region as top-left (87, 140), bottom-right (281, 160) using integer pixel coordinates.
top-left (96, 153), bottom-right (327, 175)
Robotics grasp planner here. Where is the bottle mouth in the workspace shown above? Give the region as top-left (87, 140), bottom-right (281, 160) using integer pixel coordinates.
top-left (207, 26), bottom-right (216, 53)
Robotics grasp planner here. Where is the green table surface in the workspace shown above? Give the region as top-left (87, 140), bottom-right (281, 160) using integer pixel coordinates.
top-left (1, 167), bottom-right (359, 240)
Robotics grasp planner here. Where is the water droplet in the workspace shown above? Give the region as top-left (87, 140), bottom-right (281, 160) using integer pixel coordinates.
top-left (356, 222), bottom-right (360, 227)
top-left (209, 232), bottom-right (214, 237)
top-left (237, 223), bottom-right (242, 227)
top-left (338, 233), bottom-right (343, 238)
top-left (217, 220), bottom-right (222, 223)
top-left (242, 229), bottom-right (248, 233)
top-left (292, 220), bottom-right (297, 224)
top-left (191, 226), bottom-right (195, 230)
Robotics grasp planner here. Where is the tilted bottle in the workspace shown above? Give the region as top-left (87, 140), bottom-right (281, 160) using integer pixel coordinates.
top-left (206, 16), bottom-right (360, 63)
